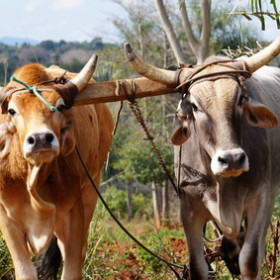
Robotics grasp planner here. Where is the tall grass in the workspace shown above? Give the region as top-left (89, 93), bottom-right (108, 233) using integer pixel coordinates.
top-left (0, 197), bottom-right (279, 279)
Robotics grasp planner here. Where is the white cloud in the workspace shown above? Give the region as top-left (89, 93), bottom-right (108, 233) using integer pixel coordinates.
top-left (51, 0), bottom-right (86, 10)
top-left (24, 0), bottom-right (44, 12)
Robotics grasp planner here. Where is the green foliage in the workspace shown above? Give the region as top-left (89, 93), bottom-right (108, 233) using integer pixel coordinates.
top-left (231, 0), bottom-right (280, 30)
top-left (102, 187), bottom-right (127, 218)
top-left (110, 96), bottom-right (177, 187)
top-left (274, 193), bottom-right (280, 218)
top-left (0, 235), bottom-right (14, 279)
top-left (101, 186), bottom-right (153, 219)
top-left (60, 59), bottom-right (85, 73)
top-left (133, 226), bottom-right (186, 276)
top-left (249, 0), bottom-right (280, 29)
top-left (92, 44), bottom-right (133, 81)
top-left (113, 137), bottom-right (173, 184)
top-left (132, 193), bottom-right (153, 219)
top-left (210, 1), bottom-right (260, 54)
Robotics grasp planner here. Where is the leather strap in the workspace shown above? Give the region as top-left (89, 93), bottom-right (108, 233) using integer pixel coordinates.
top-left (176, 60), bottom-right (251, 94)
top-left (54, 81), bottom-right (79, 109)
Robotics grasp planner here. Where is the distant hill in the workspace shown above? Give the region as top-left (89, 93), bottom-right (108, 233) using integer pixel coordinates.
top-left (0, 36), bottom-right (38, 46)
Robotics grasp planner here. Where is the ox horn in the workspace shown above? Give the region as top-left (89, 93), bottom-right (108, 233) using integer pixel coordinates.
top-left (244, 36), bottom-right (280, 73)
top-left (124, 43), bottom-right (176, 86)
top-left (70, 53), bottom-right (98, 91)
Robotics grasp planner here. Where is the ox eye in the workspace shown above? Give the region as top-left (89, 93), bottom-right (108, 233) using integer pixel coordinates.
top-left (238, 94), bottom-right (249, 106)
top-left (191, 103), bottom-right (198, 111)
top-left (7, 108), bottom-right (16, 116)
top-left (57, 104), bottom-right (66, 113)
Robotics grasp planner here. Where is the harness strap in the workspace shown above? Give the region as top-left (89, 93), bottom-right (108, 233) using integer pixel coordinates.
top-left (54, 81), bottom-right (78, 109)
top-left (14, 87), bottom-right (57, 111)
top-left (176, 60), bottom-right (251, 93)
top-left (173, 63), bottom-right (193, 88)
top-left (0, 74), bottom-right (78, 113)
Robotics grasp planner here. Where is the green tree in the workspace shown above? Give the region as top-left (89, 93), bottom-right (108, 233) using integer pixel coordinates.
top-left (39, 40), bottom-right (57, 51)
top-left (111, 97), bottom-right (175, 227)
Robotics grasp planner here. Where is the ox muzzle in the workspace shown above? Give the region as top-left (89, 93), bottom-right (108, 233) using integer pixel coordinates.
top-left (24, 130), bottom-right (59, 164)
top-left (211, 148), bottom-right (249, 177)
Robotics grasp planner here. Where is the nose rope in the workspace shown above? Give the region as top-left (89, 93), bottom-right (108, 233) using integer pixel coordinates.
top-left (10, 75), bottom-right (58, 111)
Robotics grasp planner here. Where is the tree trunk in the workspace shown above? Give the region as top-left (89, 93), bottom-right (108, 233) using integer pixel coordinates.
top-left (155, 0), bottom-right (211, 64)
top-left (161, 180), bottom-right (170, 226)
top-left (198, 0), bottom-right (211, 63)
top-left (127, 185), bottom-right (133, 221)
top-left (154, 0), bottom-right (186, 64)
top-left (163, 34), bottom-right (168, 69)
top-left (137, 19), bottom-right (144, 59)
top-left (152, 182), bottom-right (161, 229)
top-left (180, 0), bottom-right (211, 64)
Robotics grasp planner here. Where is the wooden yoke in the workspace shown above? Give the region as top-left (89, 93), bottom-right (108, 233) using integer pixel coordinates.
top-left (73, 77), bottom-right (177, 106)
top-left (47, 44), bottom-right (178, 107)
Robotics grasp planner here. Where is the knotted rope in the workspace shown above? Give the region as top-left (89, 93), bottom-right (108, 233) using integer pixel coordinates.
top-left (0, 74), bottom-right (78, 114)
top-left (10, 75), bottom-right (57, 111)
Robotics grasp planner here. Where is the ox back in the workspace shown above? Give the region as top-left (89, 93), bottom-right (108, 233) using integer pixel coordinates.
top-left (174, 64), bottom-right (280, 279)
top-left (0, 62), bottom-right (113, 280)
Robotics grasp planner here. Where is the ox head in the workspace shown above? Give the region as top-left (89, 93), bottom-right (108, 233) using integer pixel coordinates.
top-left (124, 37), bottom-right (280, 178)
top-left (0, 54), bottom-right (97, 166)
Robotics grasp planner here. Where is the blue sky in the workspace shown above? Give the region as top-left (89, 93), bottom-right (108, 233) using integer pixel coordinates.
top-left (0, 0), bottom-right (126, 43)
top-left (0, 0), bottom-right (279, 44)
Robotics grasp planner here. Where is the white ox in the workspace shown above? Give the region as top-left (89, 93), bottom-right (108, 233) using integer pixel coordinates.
top-left (124, 37), bottom-right (280, 279)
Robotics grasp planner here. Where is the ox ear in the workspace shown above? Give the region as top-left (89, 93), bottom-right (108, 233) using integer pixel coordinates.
top-left (243, 98), bottom-right (278, 128)
top-left (0, 122), bottom-right (16, 159)
top-left (170, 99), bottom-right (193, 145)
top-left (170, 119), bottom-right (191, 145)
top-left (60, 125), bottom-right (75, 156)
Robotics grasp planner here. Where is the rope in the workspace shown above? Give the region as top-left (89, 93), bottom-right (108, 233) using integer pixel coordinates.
top-left (10, 75), bottom-right (57, 111)
top-left (75, 145), bottom-right (185, 275)
top-left (177, 145), bottom-right (182, 194)
top-left (128, 100), bottom-right (179, 195)
top-left (175, 60), bottom-right (251, 96)
top-left (114, 79), bottom-right (179, 195)
top-left (112, 101), bottom-right (123, 135)
top-left (8, 74), bottom-right (78, 111)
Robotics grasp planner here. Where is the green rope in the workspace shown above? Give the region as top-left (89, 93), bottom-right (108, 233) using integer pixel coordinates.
top-left (10, 75), bottom-right (57, 111)
top-left (10, 75), bottom-right (32, 90)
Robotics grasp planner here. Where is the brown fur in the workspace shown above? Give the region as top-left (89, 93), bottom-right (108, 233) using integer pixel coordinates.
top-left (0, 63), bottom-right (114, 280)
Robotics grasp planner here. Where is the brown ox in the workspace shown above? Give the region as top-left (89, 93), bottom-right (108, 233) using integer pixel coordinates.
top-left (0, 56), bottom-right (113, 279)
top-left (125, 37), bottom-right (280, 280)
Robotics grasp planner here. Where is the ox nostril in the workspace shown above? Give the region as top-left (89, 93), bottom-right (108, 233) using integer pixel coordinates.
top-left (45, 133), bottom-right (54, 143)
top-left (218, 156), bottom-right (228, 165)
top-left (27, 135), bottom-right (36, 145)
top-left (239, 153), bottom-right (246, 165)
